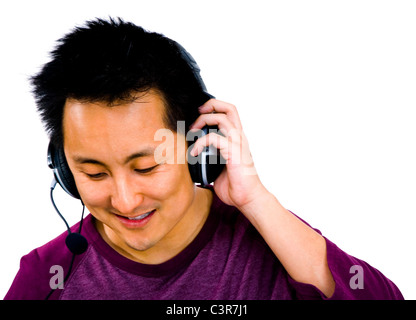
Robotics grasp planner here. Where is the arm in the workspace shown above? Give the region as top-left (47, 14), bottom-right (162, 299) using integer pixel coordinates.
top-left (190, 99), bottom-right (335, 297)
top-left (238, 189), bottom-right (336, 297)
top-left (190, 99), bottom-right (402, 299)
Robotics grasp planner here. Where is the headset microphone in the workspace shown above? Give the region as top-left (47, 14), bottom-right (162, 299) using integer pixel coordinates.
top-left (50, 178), bottom-right (88, 255)
top-left (45, 178), bottom-right (88, 299)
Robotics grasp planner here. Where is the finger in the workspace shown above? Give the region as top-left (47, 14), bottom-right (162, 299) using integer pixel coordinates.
top-left (198, 99), bottom-right (242, 130)
top-left (190, 132), bottom-right (230, 160)
top-left (190, 130), bottom-right (248, 166)
top-left (190, 113), bottom-right (235, 134)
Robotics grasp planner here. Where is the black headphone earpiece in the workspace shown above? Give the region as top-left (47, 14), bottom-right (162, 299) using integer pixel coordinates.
top-left (47, 142), bottom-right (80, 199)
top-left (187, 126), bottom-right (226, 186)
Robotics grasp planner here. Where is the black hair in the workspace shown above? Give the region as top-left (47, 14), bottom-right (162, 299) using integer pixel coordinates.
top-left (31, 17), bottom-right (208, 147)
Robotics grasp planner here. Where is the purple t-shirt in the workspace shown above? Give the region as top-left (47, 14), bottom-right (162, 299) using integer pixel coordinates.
top-left (4, 191), bottom-right (403, 300)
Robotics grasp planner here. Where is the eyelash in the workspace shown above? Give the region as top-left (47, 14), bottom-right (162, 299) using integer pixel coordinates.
top-left (85, 165), bottom-right (158, 179)
top-left (85, 173), bottom-right (106, 179)
top-left (134, 165), bottom-right (158, 174)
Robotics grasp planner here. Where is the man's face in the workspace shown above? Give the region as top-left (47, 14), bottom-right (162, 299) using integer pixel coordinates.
top-left (62, 90), bottom-right (203, 262)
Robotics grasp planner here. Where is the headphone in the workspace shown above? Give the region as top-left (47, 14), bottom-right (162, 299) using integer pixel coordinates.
top-left (46, 40), bottom-right (225, 254)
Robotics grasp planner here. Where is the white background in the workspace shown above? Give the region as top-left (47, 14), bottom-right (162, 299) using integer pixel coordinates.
top-left (0, 0), bottom-right (415, 299)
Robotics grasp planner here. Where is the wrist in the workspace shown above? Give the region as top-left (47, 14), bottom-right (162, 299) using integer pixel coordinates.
top-left (238, 186), bottom-right (281, 221)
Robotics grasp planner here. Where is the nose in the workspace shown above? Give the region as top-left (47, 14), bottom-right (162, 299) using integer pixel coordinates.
top-left (110, 175), bottom-right (144, 215)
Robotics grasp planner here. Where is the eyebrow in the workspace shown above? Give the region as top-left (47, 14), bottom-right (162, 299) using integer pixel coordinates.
top-left (72, 147), bottom-right (156, 166)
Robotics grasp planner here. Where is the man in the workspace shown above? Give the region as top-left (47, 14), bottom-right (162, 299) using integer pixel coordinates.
top-left (5, 18), bottom-right (403, 300)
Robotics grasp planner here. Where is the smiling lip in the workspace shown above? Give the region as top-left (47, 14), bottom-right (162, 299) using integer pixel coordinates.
top-left (115, 210), bottom-right (156, 228)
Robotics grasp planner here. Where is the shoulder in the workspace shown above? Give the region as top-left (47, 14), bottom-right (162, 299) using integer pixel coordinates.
top-left (4, 232), bottom-right (68, 299)
top-left (4, 215), bottom-right (94, 300)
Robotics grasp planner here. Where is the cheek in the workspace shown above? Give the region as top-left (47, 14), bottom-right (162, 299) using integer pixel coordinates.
top-left (76, 179), bottom-right (111, 209)
top-left (137, 164), bottom-right (195, 215)
top-left (155, 164), bottom-right (195, 214)
top-left (156, 163), bottom-right (193, 194)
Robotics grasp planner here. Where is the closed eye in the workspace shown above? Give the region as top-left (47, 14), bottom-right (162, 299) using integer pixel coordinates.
top-left (85, 172), bottom-right (107, 179)
top-left (135, 164), bottom-right (159, 174)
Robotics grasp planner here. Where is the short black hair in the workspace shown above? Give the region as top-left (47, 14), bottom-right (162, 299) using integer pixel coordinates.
top-left (32, 17), bottom-right (209, 146)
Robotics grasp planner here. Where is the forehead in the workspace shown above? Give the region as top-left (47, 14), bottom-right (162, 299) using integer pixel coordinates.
top-left (62, 90), bottom-right (169, 152)
top-left (64, 90), bottom-right (166, 128)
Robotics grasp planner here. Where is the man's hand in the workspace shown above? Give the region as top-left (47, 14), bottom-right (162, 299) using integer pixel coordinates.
top-left (189, 99), bottom-right (268, 213)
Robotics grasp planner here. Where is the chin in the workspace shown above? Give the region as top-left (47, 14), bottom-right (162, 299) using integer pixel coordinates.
top-left (124, 236), bottom-right (158, 253)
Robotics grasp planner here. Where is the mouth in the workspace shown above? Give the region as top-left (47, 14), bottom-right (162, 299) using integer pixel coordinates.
top-left (115, 209), bottom-right (156, 228)
top-left (125, 210), bottom-right (155, 220)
